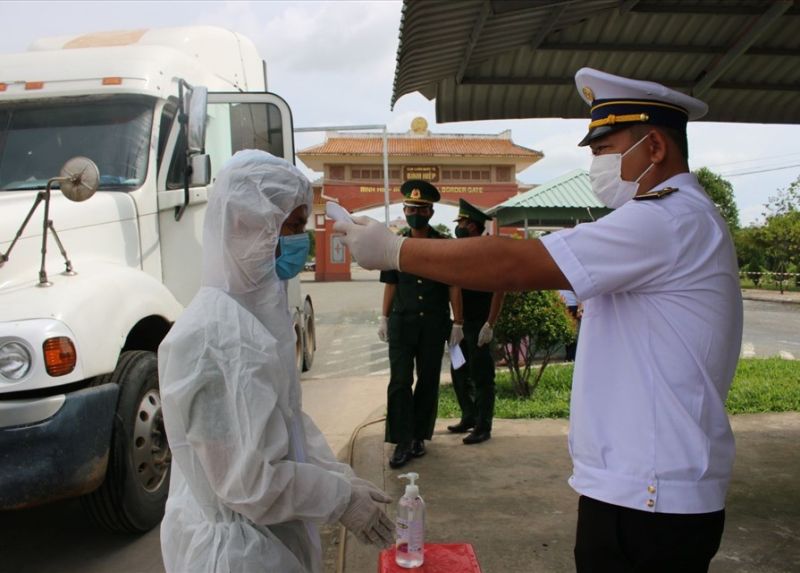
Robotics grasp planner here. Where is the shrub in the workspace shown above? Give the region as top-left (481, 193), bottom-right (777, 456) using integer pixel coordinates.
top-left (494, 290), bottom-right (576, 398)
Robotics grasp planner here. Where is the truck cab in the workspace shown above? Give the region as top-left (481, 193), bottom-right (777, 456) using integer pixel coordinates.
top-left (0, 26), bottom-right (315, 532)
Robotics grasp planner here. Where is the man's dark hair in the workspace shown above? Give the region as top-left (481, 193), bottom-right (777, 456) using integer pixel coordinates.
top-left (629, 124), bottom-right (688, 161)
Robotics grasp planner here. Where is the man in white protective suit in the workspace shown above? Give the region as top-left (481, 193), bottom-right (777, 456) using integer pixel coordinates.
top-left (158, 150), bottom-right (393, 573)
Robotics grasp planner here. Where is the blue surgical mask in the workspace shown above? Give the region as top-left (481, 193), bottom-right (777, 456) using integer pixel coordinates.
top-left (276, 233), bottom-right (310, 280)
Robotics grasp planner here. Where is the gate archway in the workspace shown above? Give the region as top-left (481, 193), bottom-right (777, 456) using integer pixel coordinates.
top-left (298, 118), bottom-right (542, 281)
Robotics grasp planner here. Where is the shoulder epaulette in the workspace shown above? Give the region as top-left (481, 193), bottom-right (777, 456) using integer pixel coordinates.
top-left (633, 187), bottom-right (679, 201)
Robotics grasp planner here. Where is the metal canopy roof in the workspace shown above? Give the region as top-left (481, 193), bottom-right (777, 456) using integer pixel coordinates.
top-left (391, 0), bottom-right (800, 124)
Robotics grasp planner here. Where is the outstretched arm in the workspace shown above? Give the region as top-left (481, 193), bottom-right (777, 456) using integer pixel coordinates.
top-left (401, 235), bottom-right (570, 292)
top-left (335, 217), bottom-right (571, 292)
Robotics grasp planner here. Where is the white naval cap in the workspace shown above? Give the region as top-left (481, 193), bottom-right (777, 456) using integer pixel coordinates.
top-left (575, 67), bottom-right (709, 146)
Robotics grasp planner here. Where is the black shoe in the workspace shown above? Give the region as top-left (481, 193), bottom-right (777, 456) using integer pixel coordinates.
top-left (447, 420), bottom-right (475, 433)
top-left (389, 443), bottom-right (412, 469)
top-left (463, 430), bottom-right (491, 445)
top-left (410, 439), bottom-right (426, 458)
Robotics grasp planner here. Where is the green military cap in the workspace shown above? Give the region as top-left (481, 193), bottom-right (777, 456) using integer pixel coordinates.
top-left (401, 179), bottom-right (440, 206)
top-left (453, 198), bottom-right (492, 223)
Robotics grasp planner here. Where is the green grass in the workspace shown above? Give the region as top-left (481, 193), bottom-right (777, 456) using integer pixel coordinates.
top-left (727, 358), bottom-right (800, 413)
top-left (439, 358), bottom-right (800, 419)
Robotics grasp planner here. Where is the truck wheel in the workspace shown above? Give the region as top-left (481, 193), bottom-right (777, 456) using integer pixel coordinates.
top-left (81, 350), bottom-right (171, 533)
top-left (293, 310), bottom-right (304, 374)
top-left (302, 296), bottom-right (315, 371)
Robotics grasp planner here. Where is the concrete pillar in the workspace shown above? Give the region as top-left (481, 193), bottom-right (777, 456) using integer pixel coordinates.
top-left (314, 217), bottom-right (352, 282)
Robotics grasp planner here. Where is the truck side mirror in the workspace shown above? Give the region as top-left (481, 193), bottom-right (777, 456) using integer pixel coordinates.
top-left (60, 156), bottom-right (100, 202)
top-left (189, 154), bottom-right (211, 187)
top-left (176, 82), bottom-right (209, 221)
top-left (186, 86), bottom-right (208, 154)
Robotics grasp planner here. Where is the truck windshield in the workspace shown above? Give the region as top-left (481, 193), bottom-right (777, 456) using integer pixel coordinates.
top-left (0, 95), bottom-right (153, 191)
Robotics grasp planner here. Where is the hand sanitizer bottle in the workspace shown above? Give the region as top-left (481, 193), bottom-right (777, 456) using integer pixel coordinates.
top-left (395, 472), bottom-right (425, 568)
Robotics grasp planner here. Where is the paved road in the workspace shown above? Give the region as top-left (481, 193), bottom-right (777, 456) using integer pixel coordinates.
top-left (1, 272), bottom-right (795, 573)
top-left (303, 271), bottom-right (800, 381)
top-left (300, 268), bottom-right (391, 381)
top-left (741, 299), bottom-right (800, 359)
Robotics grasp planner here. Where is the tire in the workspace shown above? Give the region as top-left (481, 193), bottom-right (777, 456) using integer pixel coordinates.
top-left (81, 350), bottom-right (171, 533)
top-left (302, 296), bottom-right (315, 372)
top-left (293, 310), bottom-right (304, 375)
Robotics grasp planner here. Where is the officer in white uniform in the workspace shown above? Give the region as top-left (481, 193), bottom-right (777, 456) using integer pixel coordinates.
top-left (332, 68), bottom-right (744, 572)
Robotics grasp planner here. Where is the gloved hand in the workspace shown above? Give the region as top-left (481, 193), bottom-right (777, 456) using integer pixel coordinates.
top-left (449, 323), bottom-right (464, 347)
top-left (333, 216), bottom-right (406, 271)
top-left (340, 483), bottom-right (394, 548)
top-left (477, 322), bottom-right (494, 347)
top-left (350, 476), bottom-right (392, 503)
top-left (378, 316), bottom-right (389, 343)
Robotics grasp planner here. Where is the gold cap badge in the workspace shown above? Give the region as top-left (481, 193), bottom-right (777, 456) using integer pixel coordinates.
top-left (582, 86), bottom-right (594, 101)
top-left (410, 189), bottom-right (421, 199)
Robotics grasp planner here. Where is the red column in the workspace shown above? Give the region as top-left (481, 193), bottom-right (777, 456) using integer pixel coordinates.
top-left (314, 217), bottom-right (352, 282)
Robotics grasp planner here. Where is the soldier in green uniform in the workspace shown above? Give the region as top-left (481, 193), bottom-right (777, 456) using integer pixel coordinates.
top-left (447, 199), bottom-right (505, 444)
top-left (378, 180), bottom-right (463, 469)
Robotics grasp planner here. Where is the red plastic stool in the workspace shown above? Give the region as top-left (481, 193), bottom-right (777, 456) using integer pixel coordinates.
top-left (378, 543), bottom-right (481, 572)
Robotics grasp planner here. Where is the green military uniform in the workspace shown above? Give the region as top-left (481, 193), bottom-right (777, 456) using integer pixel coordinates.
top-left (380, 180), bottom-right (451, 446)
top-left (451, 289), bottom-right (495, 433)
top-left (451, 199), bottom-right (496, 435)
top-left (380, 227), bottom-right (451, 445)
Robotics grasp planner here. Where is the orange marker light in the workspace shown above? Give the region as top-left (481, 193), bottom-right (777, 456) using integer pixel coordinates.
top-left (25, 81), bottom-right (44, 90)
top-left (102, 77), bottom-right (123, 86)
top-left (43, 337), bottom-right (77, 376)
top-left (0, 83), bottom-right (7, 92)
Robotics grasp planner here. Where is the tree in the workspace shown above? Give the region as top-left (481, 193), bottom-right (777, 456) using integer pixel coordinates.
top-left (761, 211), bottom-right (800, 293)
top-left (763, 174), bottom-right (800, 218)
top-left (760, 176), bottom-right (800, 293)
top-left (434, 223), bottom-right (453, 238)
top-left (734, 226), bottom-right (767, 286)
top-left (694, 167), bottom-right (740, 232)
top-left (493, 290), bottom-right (576, 398)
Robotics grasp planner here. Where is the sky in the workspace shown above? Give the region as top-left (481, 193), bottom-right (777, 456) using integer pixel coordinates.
top-left (1, 0), bottom-right (798, 229)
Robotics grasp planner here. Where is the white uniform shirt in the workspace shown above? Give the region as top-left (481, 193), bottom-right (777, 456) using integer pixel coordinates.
top-left (541, 172), bottom-right (743, 514)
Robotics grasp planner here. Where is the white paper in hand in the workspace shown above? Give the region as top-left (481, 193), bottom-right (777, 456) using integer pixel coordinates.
top-left (326, 201), bottom-right (353, 223)
top-left (449, 343), bottom-right (466, 370)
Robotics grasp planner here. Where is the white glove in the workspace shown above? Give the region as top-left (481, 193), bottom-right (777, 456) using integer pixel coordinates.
top-left (350, 476), bottom-right (392, 503)
top-left (449, 324), bottom-right (464, 347)
top-left (333, 216), bottom-right (406, 271)
top-left (340, 483), bottom-right (394, 548)
top-left (378, 316), bottom-right (389, 343)
top-left (477, 322), bottom-right (494, 347)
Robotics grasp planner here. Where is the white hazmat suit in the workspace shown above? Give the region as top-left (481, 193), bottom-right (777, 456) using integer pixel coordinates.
top-left (159, 150), bottom-right (390, 573)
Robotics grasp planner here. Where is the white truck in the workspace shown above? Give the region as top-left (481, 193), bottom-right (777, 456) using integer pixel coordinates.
top-left (0, 26), bottom-right (316, 532)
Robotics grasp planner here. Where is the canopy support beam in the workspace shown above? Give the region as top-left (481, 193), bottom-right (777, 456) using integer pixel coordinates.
top-left (693, 0), bottom-right (793, 97)
top-left (456, 0), bottom-right (492, 84)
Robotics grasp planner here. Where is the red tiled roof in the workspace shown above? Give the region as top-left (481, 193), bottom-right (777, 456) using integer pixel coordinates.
top-left (299, 136), bottom-right (542, 158)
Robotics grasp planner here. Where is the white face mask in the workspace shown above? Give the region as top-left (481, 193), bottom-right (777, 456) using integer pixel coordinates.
top-left (589, 134), bottom-right (655, 209)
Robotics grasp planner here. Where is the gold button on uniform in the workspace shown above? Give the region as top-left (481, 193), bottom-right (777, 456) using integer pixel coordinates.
top-left (417, 279), bottom-right (422, 284)
top-left (419, 312), bottom-right (424, 316)
top-left (418, 295), bottom-right (423, 300)
top-left (646, 499), bottom-right (654, 508)
top-left (647, 485), bottom-right (656, 494)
